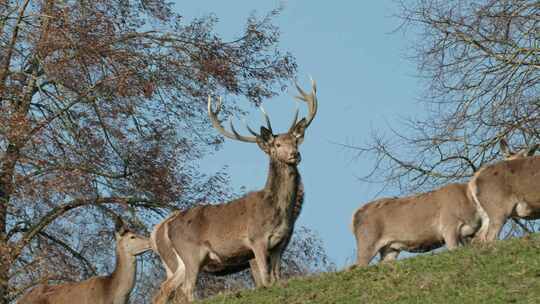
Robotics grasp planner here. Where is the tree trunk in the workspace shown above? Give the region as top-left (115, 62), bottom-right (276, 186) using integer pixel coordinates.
top-left (0, 184), bottom-right (9, 304)
top-left (0, 144), bottom-right (20, 304)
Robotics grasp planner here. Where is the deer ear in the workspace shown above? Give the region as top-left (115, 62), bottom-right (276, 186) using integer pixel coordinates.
top-left (499, 138), bottom-right (511, 157)
top-left (259, 127), bottom-right (273, 143)
top-left (116, 224), bottom-right (128, 236)
top-left (256, 127), bottom-right (273, 153)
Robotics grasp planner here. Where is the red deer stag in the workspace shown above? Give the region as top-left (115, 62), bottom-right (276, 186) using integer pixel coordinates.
top-left (469, 139), bottom-right (539, 242)
top-left (351, 183), bottom-right (481, 266)
top-left (151, 80), bottom-right (318, 303)
top-left (17, 226), bottom-right (150, 304)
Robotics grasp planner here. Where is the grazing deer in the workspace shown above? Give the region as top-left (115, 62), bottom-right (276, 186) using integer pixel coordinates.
top-left (351, 183), bottom-right (481, 266)
top-left (17, 226), bottom-right (151, 304)
top-left (469, 139), bottom-right (539, 242)
top-left (150, 80), bottom-right (318, 303)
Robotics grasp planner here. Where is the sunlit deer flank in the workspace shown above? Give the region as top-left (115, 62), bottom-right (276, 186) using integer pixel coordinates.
top-left (351, 183), bottom-right (481, 266)
top-left (151, 80), bottom-right (318, 303)
top-left (17, 226), bottom-right (151, 304)
top-left (469, 139), bottom-right (540, 242)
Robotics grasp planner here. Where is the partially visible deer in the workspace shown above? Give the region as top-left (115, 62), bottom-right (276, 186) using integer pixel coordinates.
top-left (469, 139), bottom-right (540, 242)
top-left (17, 226), bottom-right (151, 304)
top-left (351, 183), bottom-right (481, 266)
top-left (151, 80), bottom-right (318, 303)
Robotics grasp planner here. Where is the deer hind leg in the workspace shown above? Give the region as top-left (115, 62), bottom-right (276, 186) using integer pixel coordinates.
top-left (469, 179), bottom-right (513, 242)
top-left (515, 201), bottom-right (533, 218)
top-left (178, 250), bottom-right (205, 302)
top-left (468, 179), bottom-right (491, 242)
top-left (484, 215), bottom-right (507, 242)
top-left (151, 219), bottom-right (180, 280)
top-left (153, 249), bottom-right (186, 304)
top-left (478, 198), bottom-right (510, 242)
top-left (458, 220), bottom-right (480, 246)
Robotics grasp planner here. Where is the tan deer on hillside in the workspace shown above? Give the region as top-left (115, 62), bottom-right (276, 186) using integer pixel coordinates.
top-left (469, 139), bottom-right (540, 242)
top-left (351, 182), bottom-right (481, 266)
top-left (17, 226), bottom-right (150, 304)
top-left (150, 80), bottom-right (318, 303)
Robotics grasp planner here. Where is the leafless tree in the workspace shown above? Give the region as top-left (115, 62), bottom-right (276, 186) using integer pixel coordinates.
top-left (349, 0), bottom-right (539, 233)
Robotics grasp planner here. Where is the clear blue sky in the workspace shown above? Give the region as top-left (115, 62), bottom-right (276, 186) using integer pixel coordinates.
top-left (178, 1), bottom-right (421, 267)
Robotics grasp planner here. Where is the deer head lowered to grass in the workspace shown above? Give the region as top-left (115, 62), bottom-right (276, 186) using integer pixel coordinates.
top-left (150, 79), bottom-right (318, 303)
top-left (351, 183), bottom-right (481, 266)
top-left (17, 225), bottom-right (151, 304)
top-left (351, 138), bottom-right (539, 266)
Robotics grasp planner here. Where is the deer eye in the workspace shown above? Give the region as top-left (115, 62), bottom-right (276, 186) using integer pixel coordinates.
top-left (276, 143), bottom-right (281, 148)
top-left (130, 236), bottom-right (136, 239)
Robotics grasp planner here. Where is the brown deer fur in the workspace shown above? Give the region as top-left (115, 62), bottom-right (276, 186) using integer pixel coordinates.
top-left (17, 229), bottom-right (150, 304)
top-left (352, 183), bottom-right (481, 266)
top-left (151, 80), bottom-right (317, 303)
top-left (151, 129), bottom-right (306, 303)
top-left (469, 142), bottom-right (539, 242)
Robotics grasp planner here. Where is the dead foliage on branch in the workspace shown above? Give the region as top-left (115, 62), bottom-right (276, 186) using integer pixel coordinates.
top-left (0, 1), bottom-right (311, 302)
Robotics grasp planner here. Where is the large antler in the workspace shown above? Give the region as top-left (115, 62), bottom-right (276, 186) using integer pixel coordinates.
top-left (289, 77), bottom-right (318, 131)
top-left (208, 96), bottom-right (273, 143)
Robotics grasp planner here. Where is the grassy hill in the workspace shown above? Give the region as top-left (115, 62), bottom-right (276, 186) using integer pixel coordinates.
top-left (201, 235), bottom-right (540, 304)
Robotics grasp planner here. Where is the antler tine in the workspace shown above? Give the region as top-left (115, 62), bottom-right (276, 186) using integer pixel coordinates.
top-left (242, 118), bottom-right (260, 136)
top-left (207, 95), bottom-right (258, 143)
top-left (229, 119), bottom-right (258, 142)
top-left (293, 78), bottom-right (318, 128)
top-left (310, 75), bottom-right (317, 93)
top-left (258, 105), bottom-right (273, 133)
top-left (288, 101), bottom-right (300, 132)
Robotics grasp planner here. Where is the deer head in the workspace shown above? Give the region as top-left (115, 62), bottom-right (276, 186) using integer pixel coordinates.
top-left (115, 225), bottom-right (151, 256)
top-left (499, 138), bottom-right (539, 160)
top-left (208, 79), bottom-right (318, 165)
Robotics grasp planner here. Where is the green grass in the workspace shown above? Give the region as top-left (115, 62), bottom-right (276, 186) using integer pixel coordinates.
top-left (201, 235), bottom-right (540, 304)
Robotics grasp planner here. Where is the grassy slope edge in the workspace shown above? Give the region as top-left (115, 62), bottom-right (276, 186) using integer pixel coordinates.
top-left (201, 235), bottom-right (540, 304)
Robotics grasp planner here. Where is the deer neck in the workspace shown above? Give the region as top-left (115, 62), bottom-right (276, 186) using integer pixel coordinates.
top-left (109, 246), bottom-right (137, 304)
top-left (264, 158), bottom-right (300, 216)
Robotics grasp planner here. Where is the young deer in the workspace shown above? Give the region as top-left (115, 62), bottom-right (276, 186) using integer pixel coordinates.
top-left (151, 80), bottom-right (318, 303)
top-left (17, 226), bottom-right (150, 304)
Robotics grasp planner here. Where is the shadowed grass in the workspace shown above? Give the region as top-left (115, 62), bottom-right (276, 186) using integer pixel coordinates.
top-left (200, 235), bottom-right (540, 304)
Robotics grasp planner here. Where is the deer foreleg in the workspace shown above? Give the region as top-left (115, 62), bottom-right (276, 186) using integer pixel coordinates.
top-left (443, 229), bottom-right (460, 250)
top-left (269, 241), bottom-right (286, 283)
top-left (251, 241), bottom-right (271, 286)
top-left (249, 259), bottom-right (263, 287)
